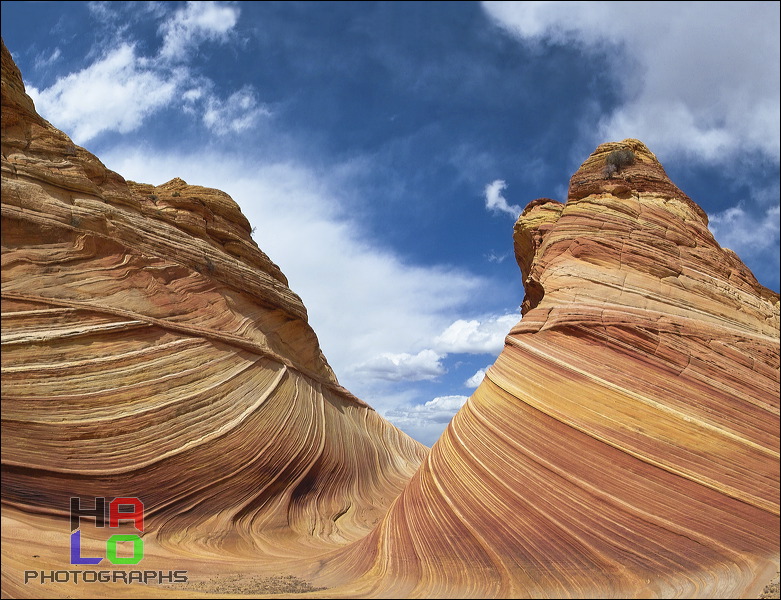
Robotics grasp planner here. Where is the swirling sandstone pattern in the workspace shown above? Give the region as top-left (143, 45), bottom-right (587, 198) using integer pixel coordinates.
top-left (2, 39), bottom-right (779, 599)
top-left (318, 141), bottom-right (779, 598)
top-left (1, 40), bottom-right (427, 598)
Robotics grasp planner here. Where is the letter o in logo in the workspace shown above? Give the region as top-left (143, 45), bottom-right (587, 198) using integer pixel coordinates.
top-left (106, 534), bottom-right (144, 565)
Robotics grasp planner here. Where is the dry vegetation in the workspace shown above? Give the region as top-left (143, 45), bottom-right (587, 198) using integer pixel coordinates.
top-left (760, 571), bottom-right (780, 599)
top-left (162, 574), bottom-right (327, 595)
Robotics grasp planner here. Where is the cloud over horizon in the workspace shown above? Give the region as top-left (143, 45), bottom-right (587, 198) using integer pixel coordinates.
top-left (26, 1), bottom-right (258, 145)
top-left (159, 0), bottom-right (240, 62)
top-left (27, 43), bottom-right (179, 143)
top-left (482, 1), bottom-right (780, 164)
top-left (384, 394), bottom-right (470, 446)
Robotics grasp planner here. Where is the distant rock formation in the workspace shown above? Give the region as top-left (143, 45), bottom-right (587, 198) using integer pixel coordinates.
top-left (2, 38), bottom-right (778, 599)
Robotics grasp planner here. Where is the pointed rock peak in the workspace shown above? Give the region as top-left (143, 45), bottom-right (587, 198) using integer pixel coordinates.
top-left (512, 138), bottom-right (779, 326)
top-left (2, 38), bottom-right (40, 124)
top-left (160, 177), bottom-right (189, 189)
top-left (1, 39), bottom-right (23, 92)
top-left (568, 138), bottom-right (709, 225)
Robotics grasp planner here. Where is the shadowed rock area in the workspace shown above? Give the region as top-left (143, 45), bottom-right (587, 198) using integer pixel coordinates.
top-left (2, 39), bottom-right (779, 598)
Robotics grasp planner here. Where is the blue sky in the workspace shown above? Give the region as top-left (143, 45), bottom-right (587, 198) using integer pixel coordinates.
top-left (2, 1), bottom-right (779, 446)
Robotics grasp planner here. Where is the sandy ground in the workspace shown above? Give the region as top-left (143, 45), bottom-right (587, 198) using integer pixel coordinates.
top-left (159, 574), bottom-right (327, 595)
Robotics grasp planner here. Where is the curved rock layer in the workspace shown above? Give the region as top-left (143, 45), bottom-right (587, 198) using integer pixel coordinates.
top-left (1, 40), bottom-right (427, 598)
top-left (311, 142), bottom-right (780, 598)
top-left (2, 38), bottom-right (779, 599)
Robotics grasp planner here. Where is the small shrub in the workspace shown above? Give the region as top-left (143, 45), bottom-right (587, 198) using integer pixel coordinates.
top-left (603, 148), bottom-right (635, 178)
top-left (172, 191), bottom-right (180, 197)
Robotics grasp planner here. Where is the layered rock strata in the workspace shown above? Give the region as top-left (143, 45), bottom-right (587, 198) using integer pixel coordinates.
top-left (1, 39), bottom-right (427, 598)
top-left (313, 141), bottom-right (780, 598)
top-left (2, 37), bottom-right (779, 599)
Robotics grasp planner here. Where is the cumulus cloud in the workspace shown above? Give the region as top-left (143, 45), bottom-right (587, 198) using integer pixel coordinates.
top-left (345, 309), bottom-right (513, 391)
top-left (27, 43), bottom-right (179, 144)
top-left (26, 1), bottom-right (252, 145)
top-left (434, 313), bottom-right (517, 355)
top-left (708, 204), bottom-right (781, 259)
top-left (384, 395), bottom-right (470, 446)
top-left (203, 87), bottom-right (271, 135)
top-left (159, 1), bottom-right (240, 62)
top-left (352, 350), bottom-right (446, 382)
top-left (465, 367), bottom-right (488, 388)
top-left (484, 179), bottom-right (522, 217)
top-left (482, 1), bottom-right (780, 164)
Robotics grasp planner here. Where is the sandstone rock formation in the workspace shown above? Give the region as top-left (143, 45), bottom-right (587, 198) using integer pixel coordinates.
top-left (1, 39), bottom-right (427, 598)
top-left (2, 39), bottom-right (779, 599)
top-left (318, 139), bottom-right (778, 598)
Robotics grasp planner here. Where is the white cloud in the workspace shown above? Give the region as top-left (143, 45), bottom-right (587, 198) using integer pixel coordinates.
top-left (99, 149), bottom-right (490, 394)
top-left (86, 1), bottom-right (117, 23)
top-left (183, 88), bottom-right (204, 103)
top-left (26, 1), bottom-right (247, 144)
top-left (351, 350), bottom-right (445, 382)
top-left (159, 1), bottom-right (240, 62)
top-left (34, 47), bottom-right (61, 70)
top-left (465, 367), bottom-right (488, 388)
top-left (434, 313), bottom-right (517, 355)
top-left (203, 87), bottom-right (271, 135)
top-left (384, 395), bottom-right (470, 446)
top-left (421, 395), bottom-right (469, 415)
top-left (708, 204), bottom-right (781, 259)
top-left (27, 43), bottom-right (179, 144)
top-left (486, 251), bottom-right (509, 263)
top-left (482, 1), bottom-right (781, 164)
top-left (484, 179), bottom-right (522, 217)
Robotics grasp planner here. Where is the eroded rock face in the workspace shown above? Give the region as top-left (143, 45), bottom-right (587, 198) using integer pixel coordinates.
top-left (2, 36), bottom-right (778, 599)
top-left (1, 39), bottom-right (427, 597)
top-left (321, 140), bottom-right (779, 598)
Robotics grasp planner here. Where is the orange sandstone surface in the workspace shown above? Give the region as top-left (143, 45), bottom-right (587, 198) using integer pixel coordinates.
top-left (2, 40), bottom-right (779, 598)
top-left (0, 39), bottom-right (427, 598)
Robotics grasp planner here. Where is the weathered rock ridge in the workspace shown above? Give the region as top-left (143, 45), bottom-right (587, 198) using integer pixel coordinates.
top-left (2, 39), bottom-right (779, 599)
